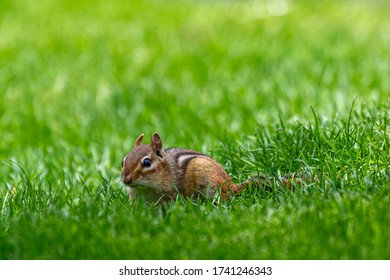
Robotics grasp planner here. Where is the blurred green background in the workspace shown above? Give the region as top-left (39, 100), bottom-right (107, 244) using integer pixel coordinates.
top-left (2, 0), bottom-right (388, 151)
top-left (0, 0), bottom-right (389, 259)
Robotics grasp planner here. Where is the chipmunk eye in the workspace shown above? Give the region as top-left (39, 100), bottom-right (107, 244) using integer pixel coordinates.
top-left (142, 158), bottom-right (152, 167)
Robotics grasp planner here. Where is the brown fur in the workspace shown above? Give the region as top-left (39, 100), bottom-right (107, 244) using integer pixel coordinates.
top-left (122, 133), bottom-right (243, 204)
top-left (122, 133), bottom-right (314, 204)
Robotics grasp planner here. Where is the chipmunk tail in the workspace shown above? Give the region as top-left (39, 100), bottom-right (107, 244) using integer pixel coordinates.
top-left (234, 173), bottom-right (317, 194)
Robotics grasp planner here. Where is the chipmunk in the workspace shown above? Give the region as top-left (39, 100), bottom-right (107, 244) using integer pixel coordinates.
top-left (121, 133), bottom-right (313, 204)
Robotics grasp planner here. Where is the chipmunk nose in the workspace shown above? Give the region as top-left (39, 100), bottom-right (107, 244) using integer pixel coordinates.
top-left (122, 175), bottom-right (133, 185)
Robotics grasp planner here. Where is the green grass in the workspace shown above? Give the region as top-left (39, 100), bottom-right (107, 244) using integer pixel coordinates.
top-left (1, 0), bottom-right (390, 259)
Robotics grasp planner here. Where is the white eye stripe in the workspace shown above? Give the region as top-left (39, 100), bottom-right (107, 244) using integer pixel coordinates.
top-left (141, 156), bottom-right (148, 161)
top-left (141, 154), bottom-right (153, 162)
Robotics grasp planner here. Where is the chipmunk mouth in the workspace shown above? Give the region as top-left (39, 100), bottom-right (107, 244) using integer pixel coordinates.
top-left (123, 178), bottom-right (143, 187)
top-left (125, 183), bottom-right (145, 189)
top-left (123, 175), bottom-right (149, 188)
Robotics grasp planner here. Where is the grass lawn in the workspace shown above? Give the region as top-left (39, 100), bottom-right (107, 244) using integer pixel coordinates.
top-left (1, 0), bottom-right (389, 259)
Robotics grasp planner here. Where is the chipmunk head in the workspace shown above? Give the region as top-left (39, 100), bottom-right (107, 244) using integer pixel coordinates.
top-left (121, 132), bottom-right (169, 189)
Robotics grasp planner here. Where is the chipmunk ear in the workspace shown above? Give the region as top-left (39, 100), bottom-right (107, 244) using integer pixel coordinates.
top-left (151, 132), bottom-right (165, 159)
top-left (134, 133), bottom-right (144, 147)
